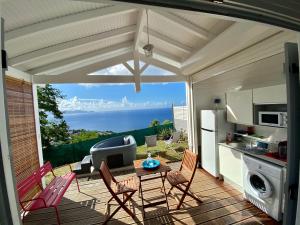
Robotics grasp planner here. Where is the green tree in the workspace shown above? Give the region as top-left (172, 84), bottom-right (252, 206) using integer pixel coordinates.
top-left (37, 84), bottom-right (70, 148)
top-left (149, 119), bottom-right (160, 127)
top-left (162, 119), bottom-right (172, 125)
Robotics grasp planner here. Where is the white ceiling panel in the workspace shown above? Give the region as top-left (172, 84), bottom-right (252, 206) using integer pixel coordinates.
top-left (1, 0), bottom-right (283, 79)
top-left (149, 11), bottom-right (201, 48)
top-left (2, 0), bottom-right (108, 32)
top-left (6, 11), bottom-right (137, 58)
top-left (16, 34), bottom-right (133, 71)
top-left (171, 11), bottom-right (225, 32)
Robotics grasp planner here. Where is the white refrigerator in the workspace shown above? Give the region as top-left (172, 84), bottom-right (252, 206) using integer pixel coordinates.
top-left (200, 110), bottom-right (231, 177)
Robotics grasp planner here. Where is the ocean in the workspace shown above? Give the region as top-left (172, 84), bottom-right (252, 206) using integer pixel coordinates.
top-left (63, 108), bottom-right (173, 132)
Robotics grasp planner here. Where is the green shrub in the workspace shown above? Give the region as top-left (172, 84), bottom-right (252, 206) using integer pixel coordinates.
top-left (162, 119), bottom-right (172, 125)
top-left (149, 119), bottom-right (160, 127)
top-left (158, 128), bottom-right (172, 140)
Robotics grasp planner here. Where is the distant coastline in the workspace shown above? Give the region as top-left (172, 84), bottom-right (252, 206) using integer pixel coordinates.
top-left (62, 107), bottom-right (173, 132)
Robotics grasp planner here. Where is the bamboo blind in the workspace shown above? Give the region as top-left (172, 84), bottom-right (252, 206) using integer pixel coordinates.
top-left (5, 77), bottom-right (39, 183)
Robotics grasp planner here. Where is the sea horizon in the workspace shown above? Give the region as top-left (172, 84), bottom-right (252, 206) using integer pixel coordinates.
top-left (62, 107), bottom-right (173, 132)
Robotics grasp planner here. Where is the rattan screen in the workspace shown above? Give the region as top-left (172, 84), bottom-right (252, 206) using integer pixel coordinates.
top-left (6, 77), bottom-right (39, 183)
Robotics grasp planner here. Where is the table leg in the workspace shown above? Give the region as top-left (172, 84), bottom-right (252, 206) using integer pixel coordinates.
top-left (139, 177), bottom-right (145, 218)
top-left (160, 172), bottom-right (170, 211)
top-left (160, 170), bottom-right (167, 192)
top-left (139, 179), bottom-right (141, 198)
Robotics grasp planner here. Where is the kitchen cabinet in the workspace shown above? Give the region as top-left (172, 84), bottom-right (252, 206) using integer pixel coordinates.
top-left (226, 89), bottom-right (253, 125)
top-left (253, 84), bottom-right (286, 104)
top-left (219, 145), bottom-right (243, 188)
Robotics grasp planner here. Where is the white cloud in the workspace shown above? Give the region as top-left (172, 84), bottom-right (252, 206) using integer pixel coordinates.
top-left (90, 63), bottom-right (132, 76)
top-left (58, 96), bottom-right (170, 112)
top-left (78, 83), bottom-right (132, 88)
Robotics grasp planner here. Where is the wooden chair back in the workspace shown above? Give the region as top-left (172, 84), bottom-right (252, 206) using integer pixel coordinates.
top-left (99, 161), bottom-right (116, 192)
top-left (180, 149), bottom-right (198, 182)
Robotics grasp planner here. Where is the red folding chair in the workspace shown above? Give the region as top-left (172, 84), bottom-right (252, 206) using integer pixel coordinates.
top-left (166, 149), bottom-right (202, 209)
top-left (99, 161), bottom-right (137, 224)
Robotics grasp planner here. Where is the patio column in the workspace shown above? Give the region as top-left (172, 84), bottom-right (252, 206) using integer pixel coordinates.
top-left (0, 18), bottom-right (22, 225)
top-left (186, 76), bottom-right (197, 154)
top-left (32, 84), bottom-right (44, 167)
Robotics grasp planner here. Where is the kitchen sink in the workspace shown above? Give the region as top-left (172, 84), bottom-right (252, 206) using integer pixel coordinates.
top-left (225, 142), bottom-right (268, 155)
top-left (226, 142), bottom-right (245, 148)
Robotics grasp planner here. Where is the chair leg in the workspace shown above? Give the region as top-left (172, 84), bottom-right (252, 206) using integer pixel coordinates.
top-left (167, 186), bottom-right (174, 195)
top-left (117, 192), bottom-right (136, 218)
top-left (104, 192), bottom-right (136, 224)
top-left (54, 206), bottom-right (61, 225)
top-left (176, 191), bottom-right (188, 210)
top-left (103, 205), bottom-right (121, 225)
top-left (107, 196), bottom-right (113, 203)
top-left (186, 190), bottom-right (203, 203)
top-left (75, 176), bottom-right (80, 192)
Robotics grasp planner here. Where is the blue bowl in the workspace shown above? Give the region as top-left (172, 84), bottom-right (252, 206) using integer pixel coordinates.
top-left (142, 159), bottom-right (160, 170)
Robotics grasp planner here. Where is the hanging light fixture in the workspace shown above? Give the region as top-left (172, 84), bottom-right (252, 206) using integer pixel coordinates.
top-left (143, 9), bottom-right (154, 57)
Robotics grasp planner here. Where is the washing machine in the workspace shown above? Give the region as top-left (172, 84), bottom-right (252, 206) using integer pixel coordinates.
top-left (243, 155), bottom-right (284, 221)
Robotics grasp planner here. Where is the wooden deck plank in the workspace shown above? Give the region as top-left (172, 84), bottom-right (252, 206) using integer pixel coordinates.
top-left (23, 166), bottom-right (281, 225)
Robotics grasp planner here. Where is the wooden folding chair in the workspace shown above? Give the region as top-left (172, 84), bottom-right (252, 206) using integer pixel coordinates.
top-left (166, 149), bottom-right (202, 209)
top-left (99, 161), bottom-right (137, 224)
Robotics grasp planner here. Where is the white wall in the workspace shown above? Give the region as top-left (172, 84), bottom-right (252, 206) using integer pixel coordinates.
top-left (173, 106), bottom-right (188, 132)
top-left (193, 53), bottom-right (286, 147)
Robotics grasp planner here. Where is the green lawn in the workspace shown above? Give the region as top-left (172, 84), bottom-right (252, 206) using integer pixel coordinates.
top-left (136, 140), bottom-right (188, 162)
top-left (46, 140), bottom-right (188, 182)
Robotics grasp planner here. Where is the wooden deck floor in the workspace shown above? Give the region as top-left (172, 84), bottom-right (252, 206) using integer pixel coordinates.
top-left (23, 164), bottom-right (281, 225)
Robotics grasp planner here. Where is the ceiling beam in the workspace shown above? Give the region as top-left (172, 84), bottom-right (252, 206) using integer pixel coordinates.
top-left (144, 27), bottom-right (192, 53)
top-left (32, 74), bottom-right (185, 84)
top-left (182, 22), bottom-right (276, 75)
top-left (133, 52), bottom-right (141, 92)
top-left (133, 9), bottom-right (146, 92)
top-left (28, 41), bottom-right (133, 75)
top-left (9, 25), bottom-right (136, 66)
top-left (35, 52), bottom-right (132, 80)
top-left (139, 53), bottom-right (182, 75)
top-left (152, 10), bottom-right (214, 40)
top-left (62, 52), bottom-right (133, 76)
top-left (134, 9), bottom-right (146, 51)
top-left (122, 62), bottom-right (134, 74)
top-left (140, 63), bottom-right (149, 74)
top-left (6, 5), bottom-right (135, 41)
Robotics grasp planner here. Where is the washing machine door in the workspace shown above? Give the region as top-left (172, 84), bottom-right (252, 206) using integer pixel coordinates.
top-left (247, 171), bottom-right (272, 199)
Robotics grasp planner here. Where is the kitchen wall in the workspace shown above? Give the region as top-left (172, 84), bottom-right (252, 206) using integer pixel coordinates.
top-left (193, 53), bottom-right (286, 148)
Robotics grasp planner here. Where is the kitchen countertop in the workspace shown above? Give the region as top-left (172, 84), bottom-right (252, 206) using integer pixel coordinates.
top-left (218, 142), bottom-right (287, 167)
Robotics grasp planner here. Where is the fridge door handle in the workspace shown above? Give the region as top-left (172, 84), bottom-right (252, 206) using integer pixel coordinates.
top-left (201, 128), bottom-right (214, 132)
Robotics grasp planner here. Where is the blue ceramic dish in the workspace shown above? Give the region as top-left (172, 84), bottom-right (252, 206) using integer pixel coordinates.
top-left (142, 159), bottom-right (160, 170)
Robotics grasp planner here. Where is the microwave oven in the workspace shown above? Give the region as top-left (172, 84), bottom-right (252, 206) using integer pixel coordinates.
top-left (258, 111), bottom-right (287, 127)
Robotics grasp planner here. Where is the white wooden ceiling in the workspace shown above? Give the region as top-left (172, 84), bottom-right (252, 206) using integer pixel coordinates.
top-left (1, 0), bottom-right (285, 91)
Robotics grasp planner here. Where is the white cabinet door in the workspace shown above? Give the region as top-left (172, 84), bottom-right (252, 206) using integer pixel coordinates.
top-left (219, 145), bottom-right (243, 188)
top-left (253, 84), bottom-right (287, 104)
top-left (226, 89), bottom-right (253, 125)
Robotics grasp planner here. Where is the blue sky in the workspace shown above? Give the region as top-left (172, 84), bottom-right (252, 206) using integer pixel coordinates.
top-left (53, 82), bottom-right (186, 112)
top-left (53, 63), bottom-right (186, 111)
